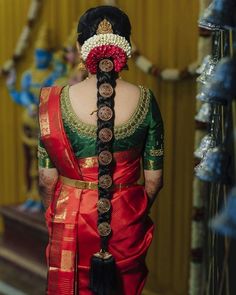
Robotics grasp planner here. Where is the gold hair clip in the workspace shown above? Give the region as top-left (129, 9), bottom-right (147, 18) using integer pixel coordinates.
top-left (96, 19), bottom-right (113, 34)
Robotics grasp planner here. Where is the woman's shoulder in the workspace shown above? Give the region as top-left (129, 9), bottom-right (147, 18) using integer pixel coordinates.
top-left (116, 80), bottom-right (153, 100)
top-left (39, 85), bottom-right (66, 105)
top-left (117, 79), bottom-right (149, 91)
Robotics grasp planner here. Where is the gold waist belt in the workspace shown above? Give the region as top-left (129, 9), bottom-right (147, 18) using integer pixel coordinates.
top-left (60, 176), bottom-right (136, 191)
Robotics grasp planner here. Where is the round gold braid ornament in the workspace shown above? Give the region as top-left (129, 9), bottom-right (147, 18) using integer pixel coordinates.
top-left (98, 150), bottom-right (113, 165)
top-left (97, 198), bottom-right (111, 214)
top-left (98, 106), bottom-right (113, 121)
top-left (99, 59), bottom-right (114, 72)
top-left (98, 83), bottom-right (114, 98)
top-left (97, 222), bottom-right (112, 237)
top-left (99, 174), bottom-right (113, 189)
top-left (98, 128), bottom-right (113, 143)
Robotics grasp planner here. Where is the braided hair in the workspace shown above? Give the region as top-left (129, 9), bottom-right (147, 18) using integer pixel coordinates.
top-left (77, 6), bottom-right (131, 295)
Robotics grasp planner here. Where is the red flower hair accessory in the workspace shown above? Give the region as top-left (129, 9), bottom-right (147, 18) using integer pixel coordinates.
top-left (85, 45), bottom-right (127, 74)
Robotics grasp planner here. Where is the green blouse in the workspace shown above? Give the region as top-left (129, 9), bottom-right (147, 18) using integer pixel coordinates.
top-left (38, 85), bottom-right (164, 170)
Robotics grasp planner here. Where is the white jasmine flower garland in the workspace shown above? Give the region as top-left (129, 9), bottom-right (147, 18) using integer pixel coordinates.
top-left (81, 33), bottom-right (132, 61)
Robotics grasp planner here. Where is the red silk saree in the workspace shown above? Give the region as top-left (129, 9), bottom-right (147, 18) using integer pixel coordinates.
top-left (38, 86), bottom-right (162, 295)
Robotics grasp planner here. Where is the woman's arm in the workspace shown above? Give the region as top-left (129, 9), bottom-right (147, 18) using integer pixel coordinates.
top-left (39, 168), bottom-right (58, 210)
top-left (143, 89), bottom-right (164, 210)
top-left (144, 169), bottom-right (163, 209)
top-left (38, 137), bottom-right (58, 209)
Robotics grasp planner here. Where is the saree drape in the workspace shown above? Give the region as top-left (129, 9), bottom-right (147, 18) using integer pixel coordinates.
top-left (39, 86), bottom-right (154, 295)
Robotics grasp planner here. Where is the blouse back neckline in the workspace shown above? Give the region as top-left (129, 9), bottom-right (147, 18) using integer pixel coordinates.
top-left (60, 84), bottom-right (151, 140)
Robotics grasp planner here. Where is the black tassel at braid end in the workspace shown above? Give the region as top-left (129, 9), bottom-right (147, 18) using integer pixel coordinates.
top-left (89, 251), bottom-right (117, 295)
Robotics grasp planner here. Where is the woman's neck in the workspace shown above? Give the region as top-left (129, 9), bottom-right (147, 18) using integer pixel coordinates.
top-left (86, 73), bottom-right (122, 80)
top-left (87, 73), bottom-right (96, 79)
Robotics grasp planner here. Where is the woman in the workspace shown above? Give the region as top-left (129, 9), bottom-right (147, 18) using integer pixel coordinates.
top-left (38, 5), bottom-right (164, 295)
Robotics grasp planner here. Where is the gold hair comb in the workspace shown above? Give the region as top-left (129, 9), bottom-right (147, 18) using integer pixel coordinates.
top-left (96, 19), bottom-right (113, 34)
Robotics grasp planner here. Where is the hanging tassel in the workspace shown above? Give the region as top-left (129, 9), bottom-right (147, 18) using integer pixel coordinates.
top-left (89, 251), bottom-right (117, 295)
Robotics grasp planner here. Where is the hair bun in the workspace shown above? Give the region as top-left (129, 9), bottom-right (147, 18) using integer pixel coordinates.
top-left (77, 5), bottom-right (131, 45)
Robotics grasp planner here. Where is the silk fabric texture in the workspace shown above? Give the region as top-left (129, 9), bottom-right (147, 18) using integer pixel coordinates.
top-left (38, 85), bottom-right (164, 170)
top-left (39, 86), bottom-right (155, 295)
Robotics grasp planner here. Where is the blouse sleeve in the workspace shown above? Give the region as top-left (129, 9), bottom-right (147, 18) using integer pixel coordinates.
top-left (143, 90), bottom-right (164, 170)
top-left (37, 139), bottom-right (55, 168)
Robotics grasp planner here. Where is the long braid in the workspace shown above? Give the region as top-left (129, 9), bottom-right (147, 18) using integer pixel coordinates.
top-left (77, 7), bottom-right (132, 294)
top-left (89, 59), bottom-right (118, 295)
top-left (96, 65), bottom-right (118, 251)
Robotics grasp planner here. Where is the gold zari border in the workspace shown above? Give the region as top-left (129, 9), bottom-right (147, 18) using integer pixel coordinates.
top-left (149, 148), bottom-right (164, 157)
top-left (61, 85), bottom-right (151, 140)
top-left (37, 145), bottom-right (55, 168)
top-left (144, 160), bottom-right (159, 170)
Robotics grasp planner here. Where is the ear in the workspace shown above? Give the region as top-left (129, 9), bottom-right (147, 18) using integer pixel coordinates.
top-left (76, 41), bottom-right (81, 54)
top-left (76, 42), bottom-right (83, 60)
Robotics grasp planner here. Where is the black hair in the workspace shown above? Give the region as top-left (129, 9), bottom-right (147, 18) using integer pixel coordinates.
top-left (77, 6), bottom-right (131, 46)
top-left (77, 6), bottom-right (132, 295)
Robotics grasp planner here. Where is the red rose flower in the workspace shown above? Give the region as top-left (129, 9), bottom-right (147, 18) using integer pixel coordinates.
top-left (86, 45), bottom-right (127, 74)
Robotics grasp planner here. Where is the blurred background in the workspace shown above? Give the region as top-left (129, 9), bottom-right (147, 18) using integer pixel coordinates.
top-left (0, 0), bottom-right (235, 295)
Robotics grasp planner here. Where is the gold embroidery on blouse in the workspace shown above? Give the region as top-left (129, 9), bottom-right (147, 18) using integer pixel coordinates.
top-left (145, 160), bottom-right (156, 170)
top-left (39, 158), bottom-right (54, 168)
top-left (149, 148), bottom-right (164, 157)
top-left (61, 85), bottom-right (151, 139)
top-left (37, 145), bottom-right (48, 159)
top-left (37, 145), bottom-right (55, 168)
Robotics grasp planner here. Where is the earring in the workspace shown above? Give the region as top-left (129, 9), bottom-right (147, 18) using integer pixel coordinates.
top-left (77, 61), bottom-right (87, 71)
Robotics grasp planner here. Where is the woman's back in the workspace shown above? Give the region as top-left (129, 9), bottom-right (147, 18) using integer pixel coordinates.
top-left (39, 79), bottom-right (163, 171)
top-left (69, 77), bottom-right (141, 127)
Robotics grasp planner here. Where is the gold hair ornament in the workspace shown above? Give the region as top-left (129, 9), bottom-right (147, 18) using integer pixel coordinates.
top-left (96, 19), bottom-right (113, 34)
